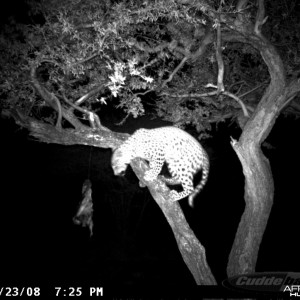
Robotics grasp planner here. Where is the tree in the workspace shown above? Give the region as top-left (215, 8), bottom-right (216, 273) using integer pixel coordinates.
top-left (1, 0), bottom-right (300, 285)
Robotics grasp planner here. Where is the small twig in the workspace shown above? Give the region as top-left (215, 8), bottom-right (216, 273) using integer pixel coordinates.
top-left (161, 90), bottom-right (218, 98)
top-left (161, 56), bottom-right (188, 88)
top-left (140, 57), bottom-right (159, 70)
top-left (52, 93), bottom-right (62, 129)
top-left (279, 94), bottom-right (297, 112)
top-left (115, 113), bottom-right (130, 126)
top-left (71, 53), bottom-right (100, 68)
top-left (238, 82), bottom-right (267, 98)
top-left (61, 93), bottom-right (109, 130)
top-left (215, 18), bottom-right (225, 92)
top-left (75, 85), bottom-right (104, 106)
top-left (254, 0), bottom-right (267, 36)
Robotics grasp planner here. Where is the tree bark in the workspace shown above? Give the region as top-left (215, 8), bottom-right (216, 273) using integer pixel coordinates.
top-left (228, 137), bottom-right (274, 275)
top-left (131, 159), bottom-right (217, 285)
top-left (227, 36), bottom-right (289, 276)
top-left (4, 109), bottom-right (127, 150)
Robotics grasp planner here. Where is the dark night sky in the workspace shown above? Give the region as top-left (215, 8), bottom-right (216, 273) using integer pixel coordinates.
top-left (0, 1), bottom-right (28, 24)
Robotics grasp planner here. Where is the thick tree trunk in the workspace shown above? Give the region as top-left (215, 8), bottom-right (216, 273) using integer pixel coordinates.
top-left (222, 0), bottom-right (300, 277)
top-left (227, 36), bottom-right (287, 276)
top-left (228, 137), bottom-right (274, 275)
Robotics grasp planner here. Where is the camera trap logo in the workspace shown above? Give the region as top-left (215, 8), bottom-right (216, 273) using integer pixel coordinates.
top-left (223, 272), bottom-right (300, 296)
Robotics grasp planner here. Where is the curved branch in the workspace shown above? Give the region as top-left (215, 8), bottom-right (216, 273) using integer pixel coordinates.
top-left (30, 61), bottom-right (110, 131)
top-left (223, 91), bottom-right (249, 117)
top-left (61, 94), bottom-right (110, 131)
top-left (30, 64), bottom-right (83, 129)
top-left (206, 84), bottom-right (250, 117)
top-left (32, 67), bottom-right (62, 129)
top-left (221, 0), bottom-right (290, 277)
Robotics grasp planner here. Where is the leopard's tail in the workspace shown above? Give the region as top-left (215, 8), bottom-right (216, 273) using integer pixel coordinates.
top-left (188, 157), bottom-right (209, 207)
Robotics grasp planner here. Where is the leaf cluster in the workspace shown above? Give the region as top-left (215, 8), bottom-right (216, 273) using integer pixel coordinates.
top-left (1, 0), bottom-right (299, 132)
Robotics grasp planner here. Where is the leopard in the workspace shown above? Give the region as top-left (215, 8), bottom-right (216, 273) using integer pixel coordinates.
top-left (111, 126), bottom-right (209, 207)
